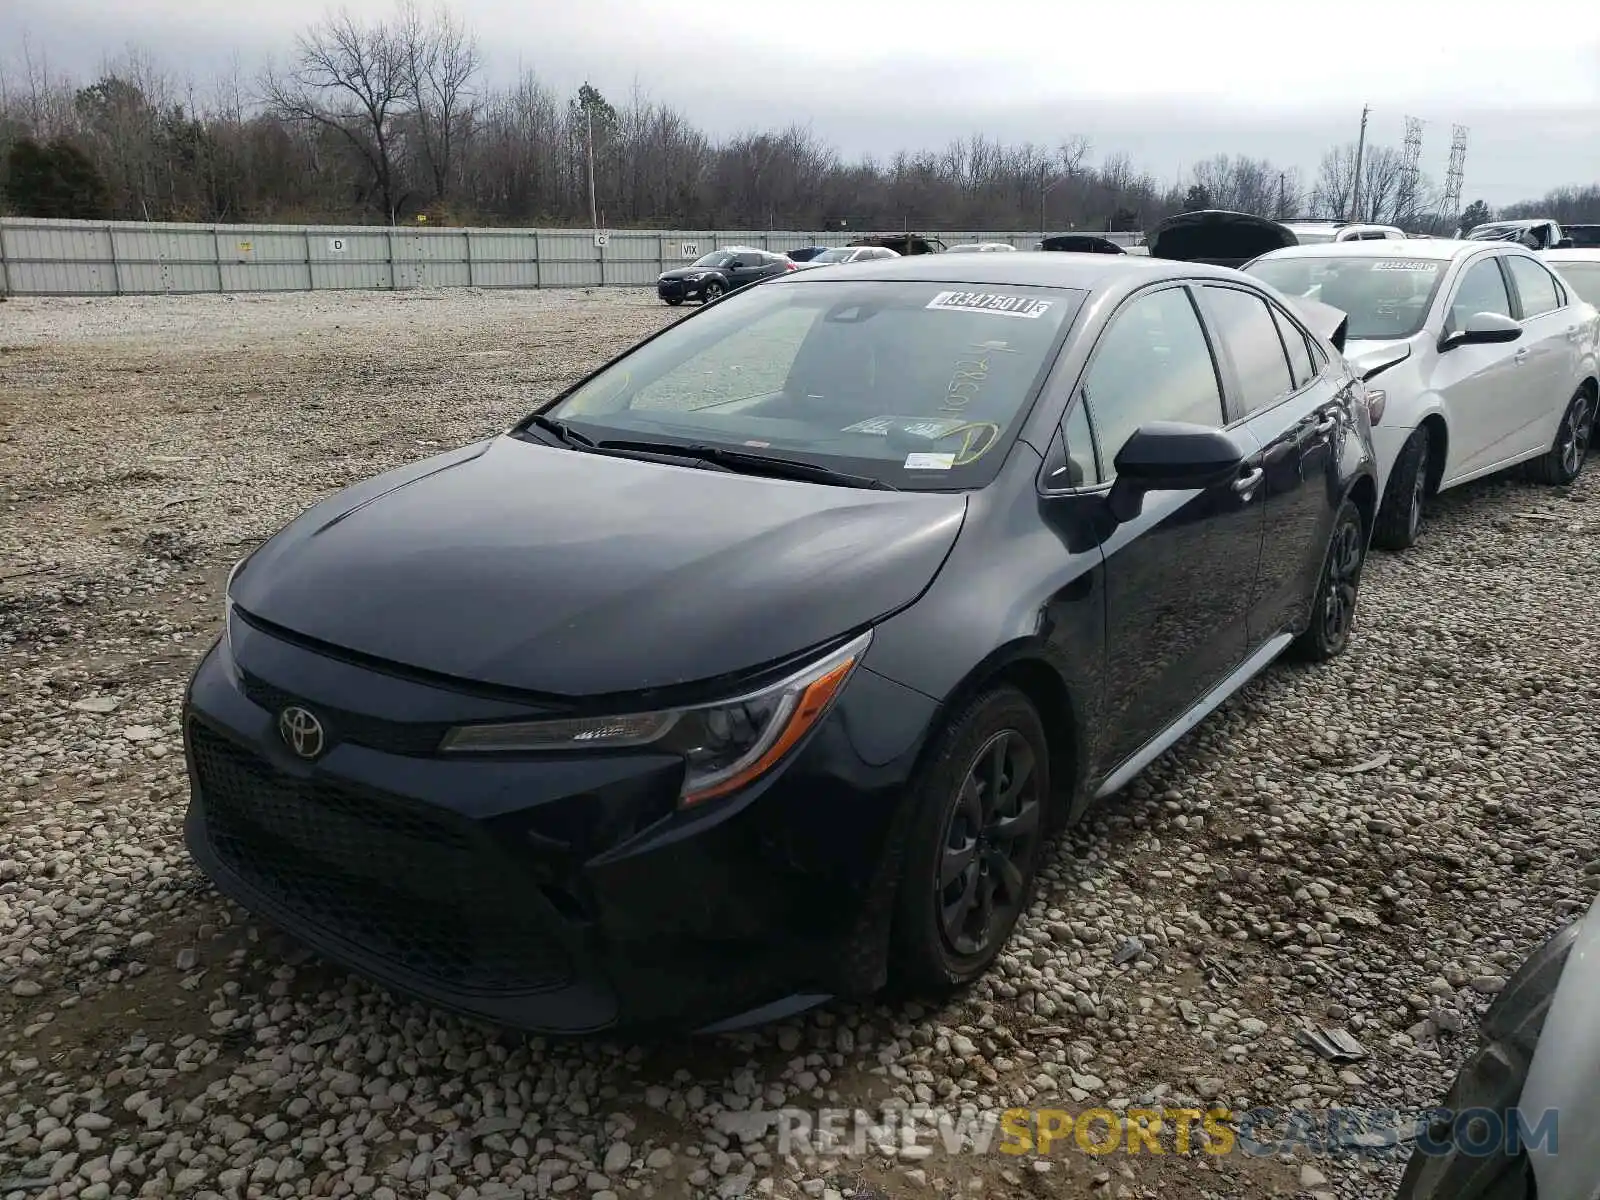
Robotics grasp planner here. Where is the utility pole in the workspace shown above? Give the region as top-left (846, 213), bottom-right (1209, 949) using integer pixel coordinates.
top-left (586, 104), bottom-right (598, 232)
top-left (1349, 104), bottom-right (1370, 222)
top-left (1277, 172), bottom-right (1287, 219)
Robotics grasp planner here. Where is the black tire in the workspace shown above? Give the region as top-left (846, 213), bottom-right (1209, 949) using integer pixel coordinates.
top-left (891, 687), bottom-right (1050, 997)
top-left (664, 298), bottom-right (684, 306)
top-left (1374, 425), bottom-right (1431, 550)
top-left (701, 279), bottom-right (725, 303)
top-left (1393, 918), bottom-right (1579, 1200)
top-left (1530, 388), bottom-right (1593, 486)
top-left (1291, 498), bottom-right (1366, 662)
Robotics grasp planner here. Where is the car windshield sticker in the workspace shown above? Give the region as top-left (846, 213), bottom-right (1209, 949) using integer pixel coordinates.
top-left (842, 415), bottom-right (969, 439)
top-left (926, 291), bottom-right (1053, 318)
top-left (903, 452), bottom-right (956, 470)
top-left (1372, 261), bottom-right (1439, 271)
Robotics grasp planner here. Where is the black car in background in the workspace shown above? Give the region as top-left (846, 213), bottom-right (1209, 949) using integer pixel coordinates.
top-left (848, 233), bottom-right (946, 255)
top-left (185, 252), bottom-right (1378, 1036)
top-left (1038, 234), bottom-right (1127, 254)
top-left (786, 246), bottom-right (831, 262)
top-left (656, 247), bottom-right (792, 304)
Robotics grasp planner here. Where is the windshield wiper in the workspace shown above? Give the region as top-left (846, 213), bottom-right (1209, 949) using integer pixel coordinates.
top-left (526, 413), bottom-right (596, 448)
top-left (596, 439), bottom-right (899, 490)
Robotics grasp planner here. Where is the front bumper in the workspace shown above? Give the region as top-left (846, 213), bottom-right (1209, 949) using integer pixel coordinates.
top-left (656, 277), bottom-right (708, 302)
top-left (181, 619), bottom-right (937, 1035)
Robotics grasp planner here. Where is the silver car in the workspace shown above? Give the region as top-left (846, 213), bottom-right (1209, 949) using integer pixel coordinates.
top-left (1396, 890), bottom-right (1600, 1199)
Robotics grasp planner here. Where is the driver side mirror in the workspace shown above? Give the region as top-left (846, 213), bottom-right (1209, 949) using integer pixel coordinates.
top-left (1106, 422), bottom-right (1247, 524)
top-left (1439, 310), bottom-right (1522, 352)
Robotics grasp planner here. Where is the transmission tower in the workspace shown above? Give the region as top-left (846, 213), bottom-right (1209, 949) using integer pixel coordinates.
top-left (1398, 116), bottom-right (1425, 225)
top-left (1438, 124), bottom-right (1469, 232)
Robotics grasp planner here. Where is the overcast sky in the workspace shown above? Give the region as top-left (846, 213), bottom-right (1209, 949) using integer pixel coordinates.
top-left (5, 0), bottom-right (1598, 208)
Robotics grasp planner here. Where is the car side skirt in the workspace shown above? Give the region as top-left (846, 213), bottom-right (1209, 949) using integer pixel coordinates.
top-left (1093, 631), bottom-right (1294, 799)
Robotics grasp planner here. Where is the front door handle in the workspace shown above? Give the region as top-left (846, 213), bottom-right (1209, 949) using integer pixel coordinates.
top-left (1514, 347), bottom-right (1530, 364)
top-left (1233, 466), bottom-right (1265, 499)
top-left (1313, 415), bottom-right (1339, 436)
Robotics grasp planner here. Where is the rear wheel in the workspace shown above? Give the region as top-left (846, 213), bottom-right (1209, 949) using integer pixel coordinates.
top-left (1374, 425), bottom-right (1431, 550)
top-left (1292, 499), bottom-right (1366, 662)
top-left (891, 687), bottom-right (1049, 996)
top-left (1531, 388), bottom-right (1593, 485)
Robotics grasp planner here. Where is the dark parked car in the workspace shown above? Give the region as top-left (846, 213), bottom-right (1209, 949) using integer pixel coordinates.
top-left (848, 233), bottom-right (946, 255)
top-left (185, 252), bottom-right (1378, 1037)
top-left (1038, 234), bottom-right (1127, 254)
top-left (1558, 223), bottom-right (1600, 249)
top-left (786, 246), bottom-right (831, 262)
top-left (657, 247), bottom-right (792, 304)
top-left (1150, 209), bottom-right (1297, 268)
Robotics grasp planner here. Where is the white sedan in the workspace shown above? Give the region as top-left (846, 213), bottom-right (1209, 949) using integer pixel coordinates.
top-left (1244, 239), bottom-right (1600, 549)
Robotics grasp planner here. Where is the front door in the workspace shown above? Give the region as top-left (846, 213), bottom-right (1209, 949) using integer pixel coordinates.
top-left (1436, 254), bottom-right (1525, 482)
top-left (1074, 283), bottom-right (1266, 771)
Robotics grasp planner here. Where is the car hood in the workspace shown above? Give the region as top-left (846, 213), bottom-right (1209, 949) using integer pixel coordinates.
top-left (229, 436), bottom-right (968, 698)
top-left (1149, 209), bottom-right (1298, 267)
top-left (659, 266), bottom-right (721, 280)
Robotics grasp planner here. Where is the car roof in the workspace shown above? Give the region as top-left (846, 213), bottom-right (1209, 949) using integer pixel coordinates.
top-left (1252, 238), bottom-right (1500, 263)
top-left (772, 249), bottom-right (1246, 292)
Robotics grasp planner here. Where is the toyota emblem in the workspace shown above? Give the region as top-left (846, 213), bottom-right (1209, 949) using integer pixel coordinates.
top-left (277, 706), bottom-right (326, 759)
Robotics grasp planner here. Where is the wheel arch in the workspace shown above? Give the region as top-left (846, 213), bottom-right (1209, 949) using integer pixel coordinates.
top-left (1345, 471), bottom-right (1378, 539)
top-left (919, 640), bottom-right (1087, 826)
top-left (1417, 411), bottom-right (1450, 496)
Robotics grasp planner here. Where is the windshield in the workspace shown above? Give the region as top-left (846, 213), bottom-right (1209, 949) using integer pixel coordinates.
top-left (692, 252), bottom-right (737, 268)
top-left (811, 248), bottom-right (855, 263)
top-left (1245, 255), bottom-right (1446, 340)
top-left (1554, 262), bottom-right (1600, 307)
top-left (539, 279), bottom-right (1085, 488)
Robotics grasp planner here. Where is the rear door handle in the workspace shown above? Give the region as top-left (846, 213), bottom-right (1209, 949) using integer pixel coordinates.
top-left (1233, 466), bottom-right (1265, 499)
top-left (1514, 347), bottom-right (1530, 363)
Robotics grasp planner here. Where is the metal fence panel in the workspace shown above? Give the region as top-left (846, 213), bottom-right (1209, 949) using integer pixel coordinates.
top-left (0, 217), bottom-right (1147, 297)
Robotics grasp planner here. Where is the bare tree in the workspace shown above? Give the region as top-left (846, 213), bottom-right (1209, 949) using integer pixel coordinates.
top-left (395, 0), bottom-right (480, 204)
top-left (261, 7), bottom-right (411, 221)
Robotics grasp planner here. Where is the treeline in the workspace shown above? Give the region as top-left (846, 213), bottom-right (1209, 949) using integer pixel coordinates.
top-left (0, 4), bottom-right (1588, 233)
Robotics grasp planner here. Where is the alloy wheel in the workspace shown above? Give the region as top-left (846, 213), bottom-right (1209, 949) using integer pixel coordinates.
top-left (1559, 394), bottom-right (1593, 478)
top-left (1408, 441), bottom-right (1429, 539)
top-left (1322, 515), bottom-right (1364, 648)
top-left (936, 730), bottom-right (1042, 958)
top-left (703, 281), bottom-right (724, 302)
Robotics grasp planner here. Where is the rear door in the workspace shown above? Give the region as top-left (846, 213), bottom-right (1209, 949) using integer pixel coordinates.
top-left (1436, 253), bottom-right (1524, 481)
top-left (1061, 282), bottom-right (1265, 771)
top-left (1196, 282), bottom-right (1346, 647)
top-left (1502, 252), bottom-right (1581, 457)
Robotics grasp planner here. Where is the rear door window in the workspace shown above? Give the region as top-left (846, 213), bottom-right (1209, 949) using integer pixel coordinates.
top-left (1197, 285), bottom-right (1296, 417)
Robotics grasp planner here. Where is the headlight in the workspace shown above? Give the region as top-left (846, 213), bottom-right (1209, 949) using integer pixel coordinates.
top-left (440, 630), bottom-right (872, 807)
top-left (1365, 387), bottom-right (1387, 425)
top-left (685, 272), bottom-right (707, 282)
top-left (220, 555), bottom-right (249, 681)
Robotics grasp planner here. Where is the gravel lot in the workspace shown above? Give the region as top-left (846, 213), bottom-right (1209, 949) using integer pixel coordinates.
top-left (3, 286), bottom-right (1600, 1200)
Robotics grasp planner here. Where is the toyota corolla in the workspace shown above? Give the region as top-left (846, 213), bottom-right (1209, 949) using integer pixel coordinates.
top-left (184, 253), bottom-right (1378, 1035)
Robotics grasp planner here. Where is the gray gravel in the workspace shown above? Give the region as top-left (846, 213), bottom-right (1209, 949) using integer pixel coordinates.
top-left (3, 287), bottom-right (1600, 1200)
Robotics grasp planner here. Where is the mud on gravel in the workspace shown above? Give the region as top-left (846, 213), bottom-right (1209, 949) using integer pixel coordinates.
top-left (3, 287), bottom-right (1600, 1200)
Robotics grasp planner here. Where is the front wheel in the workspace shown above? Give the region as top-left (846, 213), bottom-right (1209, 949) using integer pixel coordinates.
top-left (701, 280), bottom-right (725, 303)
top-left (1373, 425), bottom-right (1431, 550)
top-left (891, 687), bottom-right (1049, 996)
top-left (1292, 498), bottom-right (1367, 662)
top-left (663, 297), bottom-right (684, 306)
top-left (1531, 388), bottom-right (1593, 485)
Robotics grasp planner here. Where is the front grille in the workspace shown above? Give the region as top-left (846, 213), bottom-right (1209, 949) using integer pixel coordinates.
top-left (240, 671), bottom-right (450, 756)
top-left (190, 721), bottom-right (572, 993)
